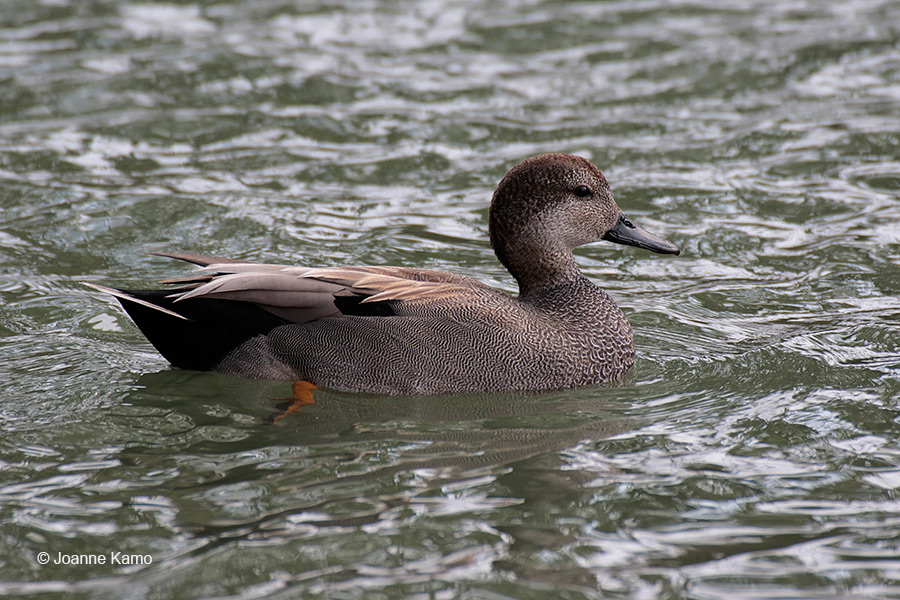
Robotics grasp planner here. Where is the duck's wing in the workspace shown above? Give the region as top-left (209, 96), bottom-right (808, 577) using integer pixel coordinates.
top-left (149, 251), bottom-right (248, 266)
top-left (152, 252), bottom-right (503, 323)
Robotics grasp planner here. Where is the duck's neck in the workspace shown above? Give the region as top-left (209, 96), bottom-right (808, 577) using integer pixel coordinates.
top-left (495, 232), bottom-right (584, 297)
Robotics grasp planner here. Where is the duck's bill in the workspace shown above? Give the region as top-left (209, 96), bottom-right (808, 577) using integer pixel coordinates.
top-left (603, 213), bottom-right (680, 255)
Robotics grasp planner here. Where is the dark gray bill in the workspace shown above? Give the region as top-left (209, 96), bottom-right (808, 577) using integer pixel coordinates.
top-left (603, 213), bottom-right (680, 255)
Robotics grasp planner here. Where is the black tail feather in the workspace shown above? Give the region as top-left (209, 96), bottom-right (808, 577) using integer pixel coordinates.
top-left (114, 289), bottom-right (291, 372)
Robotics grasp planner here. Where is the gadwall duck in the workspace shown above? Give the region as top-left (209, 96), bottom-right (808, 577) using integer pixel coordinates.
top-left (88, 153), bottom-right (679, 395)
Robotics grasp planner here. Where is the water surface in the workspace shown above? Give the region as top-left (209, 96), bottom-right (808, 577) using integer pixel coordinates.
top-left (2, 1), bottom-right (900, 598)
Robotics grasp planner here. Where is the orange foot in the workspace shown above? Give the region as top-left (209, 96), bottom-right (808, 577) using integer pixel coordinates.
top-left (272, 380), bottom-right (318, 423)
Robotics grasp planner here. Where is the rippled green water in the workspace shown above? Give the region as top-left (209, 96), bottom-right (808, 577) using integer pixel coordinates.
top-left (2, 1), bottom-right (900, 598)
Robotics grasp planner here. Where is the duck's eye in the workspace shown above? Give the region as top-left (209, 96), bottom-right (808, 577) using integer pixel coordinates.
top-left (573, 185), bottom-right (591, 198)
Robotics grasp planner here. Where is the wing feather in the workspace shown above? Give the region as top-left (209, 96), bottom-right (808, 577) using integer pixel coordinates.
top-left (152, 254), bottom-right (504, 323)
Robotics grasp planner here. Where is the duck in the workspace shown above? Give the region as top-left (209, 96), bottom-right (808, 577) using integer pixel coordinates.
top-left (88, 153), bottom-right (680, 395)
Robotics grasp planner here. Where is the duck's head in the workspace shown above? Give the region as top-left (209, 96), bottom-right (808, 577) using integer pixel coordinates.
top-left (489, 153), bottom-right (679, 293)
